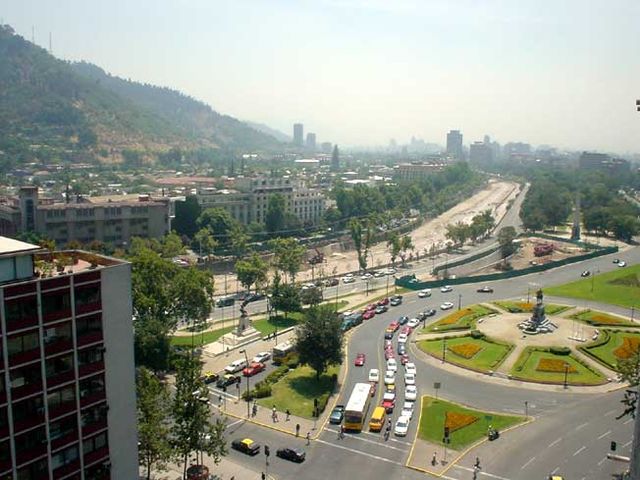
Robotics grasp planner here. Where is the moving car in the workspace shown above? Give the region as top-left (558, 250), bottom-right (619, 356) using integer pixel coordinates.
top-left (401, 401), bottom-right (414, 420)
top-left (405, 385), bottom-right (417, 401)
top-left (369, 406), bottom-right (386, 431)
top-left (388, 321), bottom-right (400, 332)
top-left (423, 309), bottom-right (437, 317)
top-left (354, 353), bottom-right (366, 366)
top-left (216, 374), bottom-right (240, 389)
top-left (225, 359), bottom-right (248, 374)
top-left (404, 372), bottom-right (416, 385)
top-left (477, 286), bottom-right (494, 293)
top-left (440, 302), bottom-right (454, 310)
top-left (384, 370), bottom-right (396, 385)
top-left (390, 295), bottom-right (403, 306)
top-left (231, 438), bottom-right (261, 456)
top-left (400, 354), bottom-right (410, 365)
top-left (329, 405), bottom-right (345, 424)
top-left (363, 310), bottom-right (375, 320)
top-left (384, 348), bottom-right (395, 360)
top-left (618, 261), bottom-right (627, 267)
top-left (397, 343), bottom-right (406, 355)
top-left (398, 316), bottom-right (409, 325)
top-left (384, 329), bottom-right (394, 340)
top-left (387, 358), bottom-right (398, 372)
top-left (397, 333), bottom-right (408, 344)
top-left (200, 371), bottom-right (219, 384)
top-left (382, 391), bottom-right (396, 412)
top-left (613, 258), bottom-right (620, 264)
top-left (242, 362), bottom-right (265, 377)
top-left (407, 318), bottom-right (420, 328)
top-left (276, 447), bottom-right (306, 463)
top-left (580, 270), bottom-right (590, 277)
top-left (418, 289), bottom-right (432, 298)
top-left (252, 351), bottom-right (271, 364)
top-left (394, 416), bottom-right (411, 436)
top-left (368, 368), bottom-right (380, 382)
top-left (376, 305), bottom-right (388, 314)
top-left (440, 285), bottom-right (453, 293)
top-left (405, 362), bottom-right (417, 375)
top-left (369, 381), bottom-right (377, 397)
top-left (400, 325), bottom-right (412, 335)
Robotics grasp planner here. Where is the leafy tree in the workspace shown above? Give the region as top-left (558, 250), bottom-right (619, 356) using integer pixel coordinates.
top-left (398, 235), bottom-right (414, 266)
top-left (300, 287), bottom-right (323, 306)
top-left (235, 253), bottom-right (268, 292)
top-left (173, 196), bottom-right (202, 238)
top-left (137, 367), bottom-right (173, 480)
top-left (609, 215), bottom-right (640, 243)
top-left (229, 224), bottom-right (250, 261)
top-left (268, 237), bottom-right (306, 283)
top-left (295, 304), bottom-right (343, 379)
top-left (617, 350), bottom-right (639, 419)
top-left (349, 218), bottom-right (364, 270)
top-left (270, 272), bottom-right (301, 318)
top-left (265, 193), bottom-right (287, 235)
top-left (498, 226), bottom-right (518, 258)
top-left (197, 208), bottom-right (241, 246)
top-left (161, 232), bottom-right (185, 258)
top-left (387, 233), bottom-right (401, 266)
top-left (193, 228), bottom-right (218, 257)
top-left (171, 355), bottom-right (227, 478)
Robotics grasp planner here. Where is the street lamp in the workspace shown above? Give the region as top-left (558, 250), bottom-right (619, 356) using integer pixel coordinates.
top-left (458, 294), bottom-right (462, 311)
top-left (239, 349), bottom-right (250, 417)
top-left (563, 364), bottom-right (569, 389)
top-left (442, 338), bottom-right (447, 364)
top-left (524, 401), bottom-right (528, 417)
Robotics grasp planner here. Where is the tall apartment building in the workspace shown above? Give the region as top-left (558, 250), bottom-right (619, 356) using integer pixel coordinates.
top-left (446, 130), bottom-right (464, 160)
top-left (293, 124), bottom-right (304, 147)
top-left (0, 188), bottom-right (175, 247)
top-left (469, 141), bottom-right (494, 166)
top-left (394, 163), bottom-right (445, 182)
top-left (0, 236), bottom-right (137, 479)
top-left (578, 152), bottom-right (630, 176)
top-left (196, 176), bottom-right (325, 226)
top-left (305, 133), bottom-right (316, 150)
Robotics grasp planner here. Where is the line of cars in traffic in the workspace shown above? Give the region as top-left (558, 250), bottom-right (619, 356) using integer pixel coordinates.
top-left (340, 294), bottom-right (404, 331)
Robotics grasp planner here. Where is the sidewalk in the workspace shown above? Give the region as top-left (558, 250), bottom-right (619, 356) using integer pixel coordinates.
top-left (144, 454), bottom-right (275, 480)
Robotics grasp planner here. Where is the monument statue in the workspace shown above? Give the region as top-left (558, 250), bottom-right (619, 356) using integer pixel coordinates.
top-left (520, 288), bottom-right (554, 334)
top-left (236, 300), bottom-right (250, 335)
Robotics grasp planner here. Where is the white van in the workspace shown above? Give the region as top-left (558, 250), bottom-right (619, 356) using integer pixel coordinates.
top-left (224, 359), bottom-right (248, 374)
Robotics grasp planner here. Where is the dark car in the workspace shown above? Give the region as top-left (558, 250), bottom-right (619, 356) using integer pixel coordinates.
top-left (397, 343), bottom-right (407, 355)
top-left (398, 316), bottom-right (409, 325)
top-left (324, 278), bottom-right (339, 287)
top-left (216, 374), bottom-right (240, 389)
top-left (384, 330), bottom-right (394, 340)
top-left (581, 270), bottom-right (590, 277)
top-left (329, 405), bottom-right (345, 424)
top-left (424, 309), bottom-right (437, 317)
top-left (477, 286), bottom-right (494, 293)
top-left (216, 296), bottom-right (235, 307)
top-left (276, 447), bottom-right (306, 463)
top-left (232, 438), bottom-right (261, 455)
top-left (245, 292), bottom-right (265, 303)
top-left (375, 305), bottom-right (388, 314)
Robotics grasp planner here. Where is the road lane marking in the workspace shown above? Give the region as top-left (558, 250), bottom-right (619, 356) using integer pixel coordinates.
top-left (315, 438), bottom-right (404, 466)
top-left (622, 440), bottom-right (632, 448)
top-left (323, 428), bottom-right (407, 452)
top-left (360, 429), bottom-right (413, 446)
top-left (521, 457), bottom-right (536, 469)
top-left (575, 422), bottom-right (589, 431)
top-left (551, 467), bottom-right (559, 475)
top-left (597, 430), bottom-right (611, 440)
top-left (548, 438), bottom-right (561, 448)
top-left (227, 419), bottom-right (244, 428)
top-left (605, 409), bottom-right (617, 417)
top-left (624, 418), bottom-right (633, 425)
top-left (573, 446), bottom-right (586, 456)
top-left (598, 457), bottom-right (606, 466)
top-left (454, 465), bottom-right (511, 480)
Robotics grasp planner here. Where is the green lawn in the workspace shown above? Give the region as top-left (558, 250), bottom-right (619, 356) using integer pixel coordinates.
top-left (423, 304), bottom-right (497, 333)
top-left (569, 309), bottom-right (639, 328)
top-left (493, 300), bottom-right (571, 315)
top-left (170, 326), bottom-right (234, 346)
top-left (418, 396), bottom-right (524, 450)
top-left (545, 264), bottom-right (640, 308)
top-left (418, 335), bottom-right (513, 372)
top-left (581, 329), bottom-right (640, 371)
top-left (510, 347), bottom-right (606, 385)
top-left (252, 313), bottom-right (303, 335)
top-left (257, 365), bottom-right (339, 419)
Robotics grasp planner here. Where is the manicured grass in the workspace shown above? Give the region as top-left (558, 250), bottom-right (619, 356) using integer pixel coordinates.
top-left (493, 300), bottom-right (571, 315)
top-left (257, 365), bottom-right (339, 419)
top-left (170, 326), bottom-right (234, 346)
top-left (581, 329), bottom-right (640, 371)
top-left (417, 396), bottom-right (524, 450)
top-left (569, 309), bottom-right (639, 328)
top-left (252, 313), bottom-right (303, 335)
top-left (423, 304), bottom-right (497, 333)
top-left (545, 264), bottom-right (640, 308)
top-left (509, 347), bottom-right (606, 385)
top-left (417, 335), bottom-right (513, 372)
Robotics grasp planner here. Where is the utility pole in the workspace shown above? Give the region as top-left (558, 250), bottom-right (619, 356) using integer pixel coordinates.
top-left (239, 349), bottom-right (250, 417)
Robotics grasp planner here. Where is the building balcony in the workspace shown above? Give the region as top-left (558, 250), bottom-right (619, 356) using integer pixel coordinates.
top-left (52, 459), bottom-right (80, 479)
top-left (75, 302), bottom-right (101, 316)
top-left (49, 401), bottom-right (77, 421)
top-left (76, 330), bottom-right (103, 348)
top-left (51, 430), bottom-right (79, 452)
top-left (43, 309), bottom-right (72, 324)
top-left (11, 381), bottom-right (43, 401)
top-left (13, 412), bottom-right (45, 435)
top-left (0, 460), bottom-right (10, 475)
top-left (80, 390), bottom-right (106, 409)
top-left (47, 370), bottom-right (76, 389)
top-left (16, 443), bottom-right (47, 466)
top-left (79, 360), bottom-right (104, 378)
top-left (45, 338), bottom-right (74, 357)
top-left (8, 348), bottom-right (41, 368)
top-left (83, 447), bottom-right (109, 468)
top-left (6, 315), bottom-right (39, 332)
top-left (82, 419), bottom-right (107, 437)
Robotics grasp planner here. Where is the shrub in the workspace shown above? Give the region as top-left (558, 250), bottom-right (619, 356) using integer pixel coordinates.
top-left (470, 330), bottom-right (485, 339)
top-left (549, 346), bottom-right (571, 355)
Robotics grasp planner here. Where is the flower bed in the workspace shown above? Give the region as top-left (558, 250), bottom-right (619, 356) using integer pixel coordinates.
top-left (613, 337), bottom-right (640, 359)
top-left (444, 411), bottom-right (479, 433)
top-left (569, 309), bottom-right (638, 328)
top-left (536, 358), bottom-right (577, 373)
top-left (448, 343), bottom-right (482, 359)
top-left (440, 308), bottom-right (474, 325)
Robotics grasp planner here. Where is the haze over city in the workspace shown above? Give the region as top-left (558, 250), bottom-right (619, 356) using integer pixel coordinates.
top-left (4, 0), bottom-right (640, 153)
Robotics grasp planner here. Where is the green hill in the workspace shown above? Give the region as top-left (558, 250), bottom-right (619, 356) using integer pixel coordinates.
top-left (0, 24), bottom-right (281, 169)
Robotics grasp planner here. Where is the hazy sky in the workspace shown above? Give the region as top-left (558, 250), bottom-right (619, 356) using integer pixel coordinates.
top-left (4, 0), bottom-right (640, 153)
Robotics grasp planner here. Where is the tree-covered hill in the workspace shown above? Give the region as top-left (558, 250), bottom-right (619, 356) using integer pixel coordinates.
top-left (0, 24), bottom-right (280, 169)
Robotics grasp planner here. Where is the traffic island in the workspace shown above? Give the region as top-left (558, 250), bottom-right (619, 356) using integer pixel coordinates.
top-left (421, 304), bottom-right (498, 333)
top-left (580, 329), bottom-right (640, 371)
top-left (406, 396), bottom-right (525, 476)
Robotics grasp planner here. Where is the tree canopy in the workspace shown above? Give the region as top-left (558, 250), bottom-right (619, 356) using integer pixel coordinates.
top-left (295, 304), bottom-right (343, 379)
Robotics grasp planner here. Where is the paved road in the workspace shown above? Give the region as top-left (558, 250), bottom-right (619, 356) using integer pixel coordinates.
top-left (217, 244), bottom-right (639, 480)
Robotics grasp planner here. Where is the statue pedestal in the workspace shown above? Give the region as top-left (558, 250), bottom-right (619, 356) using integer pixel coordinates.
top-left (218, 326), bottom-right (261, 348)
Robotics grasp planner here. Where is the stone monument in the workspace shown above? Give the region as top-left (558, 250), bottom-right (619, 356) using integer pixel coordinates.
top-left (519, 289), bottom-right (555, 334)
top-left (217, 300), bottom-right (261, 348)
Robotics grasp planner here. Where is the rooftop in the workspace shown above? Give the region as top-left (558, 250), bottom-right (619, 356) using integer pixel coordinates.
top-left (0, 237), bottom-right (41, 257)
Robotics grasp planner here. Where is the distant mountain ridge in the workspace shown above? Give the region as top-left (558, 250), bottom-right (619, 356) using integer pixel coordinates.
top-left (0, 24), bottom-right (281, 169)
top-left (245, 121), bottom-right (291, 143)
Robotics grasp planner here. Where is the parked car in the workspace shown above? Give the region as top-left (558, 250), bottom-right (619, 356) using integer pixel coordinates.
top-left (329, 405), bottom-right (345, 424)
top-left (378, 297), bottom-right (390, 306)
top-left (618, 261), bottom-right (627, 267)
top-left (324, 278), bottom-right (339, 287)
top-left (440, 285), bottom-right (453, 293)
top-left (245, 292), bottom-right (265, 303)
top-left (216, 296), bottom-right (235, 307)
top-left (342, 275), bottom-right (356, 284)
top-left (424, 309), bottom-right (437, 317)
top-left (613, 258), bottom-right (620, 264)
top-left (276, 447), bottom-right (306, 463)
top-left (354, 353), bottom-right (366, 366)
top-left (253, 351), bottom-right (271, 364)
top-left (186, 464), bottom-right (211, 480)
top-left (407, 318), bottom-right (420, 328)
top-left (440, 302), bottom-right (454, 310)
top-left (231, 438), bottom-right (260, 456)
top-left (242, 362), bottom-right (265, 377)
top-left (418, 289), bottom-right (432, 298)
top-left (477, 286), bottom-right (494, 293)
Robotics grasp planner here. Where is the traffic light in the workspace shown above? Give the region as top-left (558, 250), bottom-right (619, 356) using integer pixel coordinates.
top-left (264, 445), bottom-right (270, 457)
top-left (611, 441), bottom-right (617, 451)
top-left (444, 426), bottom-right (450, 438)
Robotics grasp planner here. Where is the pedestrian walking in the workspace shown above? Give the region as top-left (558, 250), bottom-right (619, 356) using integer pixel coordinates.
top-left (306, 431), bottom-right (311, 445)
top-left (252, 404), bottom-right (258, 418)
top-left (431, 452), bottom-right (437, 466)
top-left (339, 424), bottom-right (345, 439)
top-left (285, 409), bottom-right (290, 421)
top-left (295, 423), bottom-right (300, 437)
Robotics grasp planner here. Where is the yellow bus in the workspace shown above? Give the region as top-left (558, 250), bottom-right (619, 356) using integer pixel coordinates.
top-left (344, 383), bottom-right (372, 431)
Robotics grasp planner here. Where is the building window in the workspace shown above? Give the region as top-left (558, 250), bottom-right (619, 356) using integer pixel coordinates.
top-left (47, 385), bottom-right (75, 411)
top-left (16, 458), bottom-right (48, 480)
top-left (83, 432), bottom-right (107, 454)
top-left (42, 291), bottom-right (71, 316)
top-left (78, 348), bottom-right (103, 366)
top-left (81, 403), bottom-right (108, 428)
top-left (51, 444), bottom-right (78, 470)
top-left (44, 323), bottom-right (72, 346)
top-left (10, 365), bottom-right (41, 389)
top-left (14, 426), bottom-right (46, 453)
top-left (75, 285), bottom-right (101, 308)
top-left (76, 314), bottom-right (102, 337)
top-left (49, 416), bottom-right (77, 441)
top-left (45, 354), bottom-right (74, 378)
top-left (12, 396), bottom-right (44, 425)
top-left (5, 297), bottom-right (37, 324)
top-left (80, 375), bottom-right (105, 400)
top-left (7, 331), bottom-right (39, 356)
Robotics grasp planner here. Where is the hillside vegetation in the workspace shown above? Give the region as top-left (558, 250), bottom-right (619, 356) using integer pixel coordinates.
top-left (0, 24), bottom-right (280, 170)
